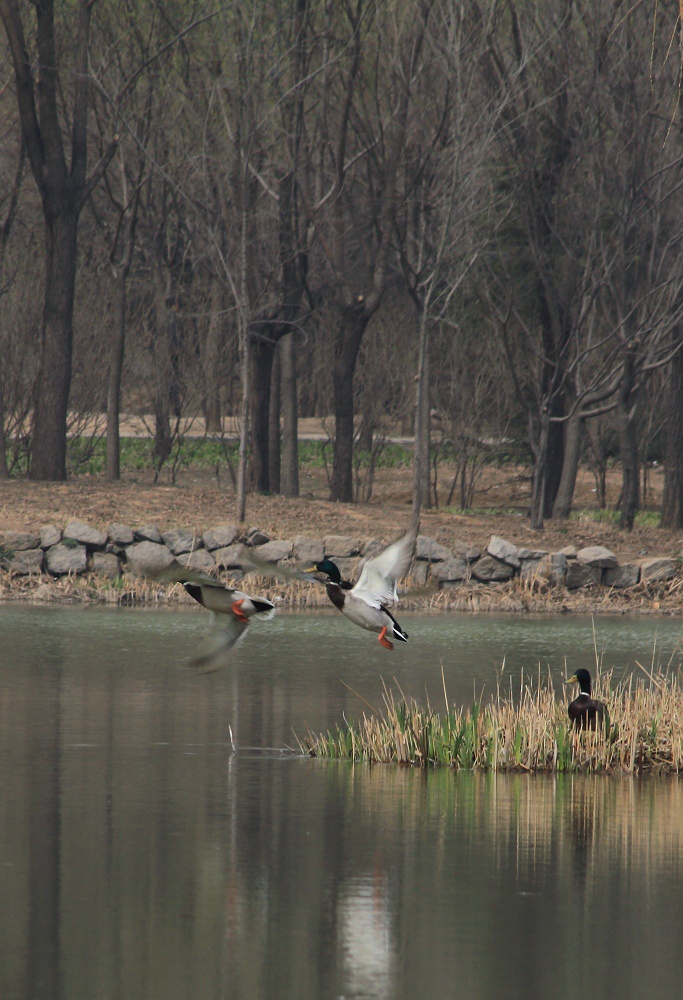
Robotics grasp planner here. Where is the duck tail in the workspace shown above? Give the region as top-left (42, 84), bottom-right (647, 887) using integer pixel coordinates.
top-left (251, 598), bottom-right (276, 620)
top-left (386, 608), bottom-right (408, 642)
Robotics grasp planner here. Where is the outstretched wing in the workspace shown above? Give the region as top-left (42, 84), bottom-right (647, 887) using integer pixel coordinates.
top-left (352, 525), bottom-right (418, 609)
top-left (187, 613), bottom-right (250, 673)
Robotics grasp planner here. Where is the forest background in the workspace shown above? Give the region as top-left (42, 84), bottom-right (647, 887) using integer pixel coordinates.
top-left (2, 0), bottom-right (683, 541)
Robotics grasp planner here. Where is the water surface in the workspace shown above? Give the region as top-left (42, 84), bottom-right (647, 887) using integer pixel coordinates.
top-left (0, 606), bottom-right (682, 1000)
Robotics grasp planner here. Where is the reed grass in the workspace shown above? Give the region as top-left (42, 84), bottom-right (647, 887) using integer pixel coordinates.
top-left (299, 665), bottom-right (683, 774)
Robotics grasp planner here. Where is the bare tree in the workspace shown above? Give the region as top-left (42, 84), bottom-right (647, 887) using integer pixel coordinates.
top-left (0, 0), bottom-right (117, 479)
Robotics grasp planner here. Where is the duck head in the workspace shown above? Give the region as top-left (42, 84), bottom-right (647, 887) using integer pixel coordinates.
top-left (566, 668), bottom-right (592, 695)
top-left (306, 559), bottom-right (343, 585)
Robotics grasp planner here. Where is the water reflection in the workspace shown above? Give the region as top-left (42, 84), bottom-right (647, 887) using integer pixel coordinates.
top-left (1, 607), bottom-right (683, 1000)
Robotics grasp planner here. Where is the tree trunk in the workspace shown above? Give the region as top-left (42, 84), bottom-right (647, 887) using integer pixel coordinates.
top-left (412, 308), bottom-right (430, 521)
top-left (543, 395), bottom-right (565, 519)
top-left (552, 413), bottom-right (583, 520)
top-left (529, 408), bottom-right (550, 530)
top-left (269, 343), bottom-right (281, 494)
top-left (618, 353), bottom-right (639, 531)
top-left (30, 207), bottom-right (79, 480)
top-left (280, 332), bottom-right (299, 497)
top-left (0, 376), bottom-right (8, 479)
top-left (662, 340), bottom-right (683, 528)
top-left (105, 268), bottom-right (127, 481)
top-left (203, 281), bottom-right (224, 433)
top-left (249, 331), bottom-right (276, 493)
top-left (331, 308), bottom-right (368, 502)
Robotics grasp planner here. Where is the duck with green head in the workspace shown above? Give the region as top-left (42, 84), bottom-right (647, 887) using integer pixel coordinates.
top-left (307, 525), bottom-right (417, 650)
top-left (565, 668), bottom-right (608, 731)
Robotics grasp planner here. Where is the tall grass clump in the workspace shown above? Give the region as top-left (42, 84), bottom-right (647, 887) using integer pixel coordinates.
top-left (300, 667), bottom-right (683, 773)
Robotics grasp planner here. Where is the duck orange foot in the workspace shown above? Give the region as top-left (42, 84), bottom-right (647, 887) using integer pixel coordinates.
top-left (231, 598), bottom-right (249, 623)
top-left (378, 626), bottom-right (394, 650)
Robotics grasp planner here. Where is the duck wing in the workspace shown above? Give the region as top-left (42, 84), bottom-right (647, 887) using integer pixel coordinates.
top-left (352, 525), bottom-right (418, 609)
top-left (188, 612), bottom-right (250, 673)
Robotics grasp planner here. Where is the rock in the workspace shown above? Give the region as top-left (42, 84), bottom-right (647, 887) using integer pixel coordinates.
top-left (162, 528), bottom-right (201, 556)
top-left (92, 552), bottom-right (121, 579)
top-left (202, 525), bottom-right (238, 551)
top-left (324, 535), bottom-right (362, 558)
top-left (107, 522), bottom-right (134, 545)
top-left (125, 540), bottom-right (174, 576)
top-left (2, 530), bottom-right (41, 551)
top-left (604, 563), bottom-right (641, 589)
top-left (180, 548), bottom-right (216, 571)
top-left (361, 538), bottom-right (387, 560)
top-left (452, 541), bottom-right (482, 563)
top-left (557, 545), bottom-right (577, 559)
top-left (432, 557), bottom-right (469, 583)
top-left (535, 553), bottom-right (568, 585)
top-left (256, 539), bottom-right (293, 563)
top-left (332, 557), bottom-right (359, 581)
top-left (409, 558), bottom-right (430, 586)
top-left (134, 524), bottom-right (163, 544)
top-left (46, 542), bottom-right (88, 576)
top-left (640, 557), bottom-right (677, 583)
top-left (106, 542), bottom-right (126, 556)
top-left (517, 546), bottom-right (550, 560)
top-left (415, 535), bottom-right (453, 562)
top-left (293, 536), bottom-right (325, 564)
top-left (565, 561), bottom-right (601, 590)
top-left (487, 535), bottom-right (520, 568)
top-left (520, 559), bottom-right (544, 581)
top-left (576, 545), bottom-right (618, 569)
top-left (213, 544), bottom-right (250, 570)
top-left (471, 555), bottom-right (515, 582)
top-left (8, 548), bottom-right (44, 575)
top-left (40, 524), bottom-right (62, 548)
top-left (247, 528), bottom-right (270, 546)
top-left (64, 521), bottom-right (108, 549)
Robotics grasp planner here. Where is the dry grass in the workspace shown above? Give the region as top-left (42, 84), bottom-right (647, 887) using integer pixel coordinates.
top-left (299, 664), bottom-right (683, 773)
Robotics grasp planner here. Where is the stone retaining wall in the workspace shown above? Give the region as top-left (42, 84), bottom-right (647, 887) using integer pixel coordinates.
top-left (1, 523), bottom-right (679, 592)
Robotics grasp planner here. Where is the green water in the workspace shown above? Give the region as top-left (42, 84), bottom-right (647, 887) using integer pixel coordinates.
top-left (0, 606), bottom-right (682, 1000)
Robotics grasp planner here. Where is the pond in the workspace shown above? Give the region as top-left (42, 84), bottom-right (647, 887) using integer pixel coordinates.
top-left (1, 606), bottom-right (683, 1000)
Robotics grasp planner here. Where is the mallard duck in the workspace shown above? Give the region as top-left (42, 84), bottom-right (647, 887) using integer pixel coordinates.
top-left (307, 525), bottom-right (417, 650)
top-left (179, 579), bottom-right (275, 672)
top-left (566, 669), bottom-right (608, 731)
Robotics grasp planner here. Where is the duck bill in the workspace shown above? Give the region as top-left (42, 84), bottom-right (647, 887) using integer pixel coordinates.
top-left (565, 674), bottom-right (578, 685)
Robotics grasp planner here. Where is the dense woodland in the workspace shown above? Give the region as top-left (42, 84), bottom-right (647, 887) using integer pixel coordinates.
top-left (1, 0), bottom-right (683, 531)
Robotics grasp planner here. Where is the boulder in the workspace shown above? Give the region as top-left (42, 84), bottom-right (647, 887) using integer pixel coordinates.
top-left (451, 541), bottom-right (482, 563)
top-left (64, 521), bottom-right (108, 549)
top-left (471, 555), bottom-right (515, 582)
top-left (179, 548), bottom-right (216, 572)
top-left (92, 552), bottom-right (121, 580)
top-left (487, 535), bottom-right (520, 568)
top-left (161, 528), bottom-right (200, 556)
top-left (2, 530), bottom-right (41, 551)
top-left (107, 522), bottom-right (134, 545)
top-left (576, 545), bottom-right (618, 569)
top-left (324, 535), bottom-right (362, 558)
top-left (640, 557), bottom-right (677, 583)
top-left (40, 524), bottom-right (62, 548)
top-left (565, 561), bottom-right (601, 590)
top-left (256, 539), bottom-right (293, 563)
top-left (432, 557), bottom-right (469, 583)
top-left (46, 542), bottom-right (88, 576)
top-left (604, 563), bottom-right (641, 589)
top-left (247, 528), bottom-right (270, 546)
top-left (361, 538), bottom-right (387, 560)
top-left (557, 545), bottom-right (578, 559)
top-left (213, 544), bottom-right (250, 570)
top-left (517, 546), bottom-right (549, 560)
top-left (134, 524), bottom-right (163, 544)
top-left (293, 536), bottom-right (324, 564)
top-left (8, 548), bottom-right (44, 575)
top-left (409, 558), bottom-right (430, 587)
top-left (520, 559), bottom-right (544, 581)
top-left (202, 525), bottom-right (238, 551)
top-left (125, 540), bottom-right (174, 576)
top-left (535, 553), bottom-right (568, 586)
top-left (415, 535), bottom-right (453, 562)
